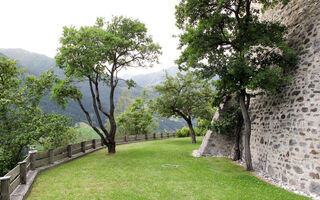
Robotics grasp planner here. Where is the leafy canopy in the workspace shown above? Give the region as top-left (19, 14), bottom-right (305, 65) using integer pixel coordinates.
top-left (52, 15), bottom-right (161, 109)
top-left (151, 71), bottom-right (213, 123)
top-left (0, 56), bottom-right (72, 175)
top-left (117, 90), bottom-right (158, 135)
top-left (52, 16), bottom-right (161, 152)
top-left (175, 0), bottom-right (296, 96)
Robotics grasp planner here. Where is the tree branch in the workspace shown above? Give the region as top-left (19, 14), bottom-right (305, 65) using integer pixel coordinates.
top-left (88, 77), bottom-right (110, 138)
top-left (76, 97), bottom-right (109, 145)
top-left (93, 75), bottom-right (111, 118)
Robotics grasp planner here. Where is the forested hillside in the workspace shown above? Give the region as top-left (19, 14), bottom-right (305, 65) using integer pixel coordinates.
top-left (0, 48), bottom-right (186, 132)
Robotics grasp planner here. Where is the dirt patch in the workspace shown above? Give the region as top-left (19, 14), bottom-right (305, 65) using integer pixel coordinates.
top-left (104, 153), bottom-right (116, 157)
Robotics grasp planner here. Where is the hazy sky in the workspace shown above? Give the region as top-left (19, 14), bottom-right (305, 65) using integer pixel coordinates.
top-left (1, 0), bottom-right (181, 75)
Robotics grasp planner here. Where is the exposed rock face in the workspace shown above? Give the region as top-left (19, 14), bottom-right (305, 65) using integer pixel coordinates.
top-left (198, 0), bottom-right (320, 196)
top-left (198, 97), bottom-right (239, 158)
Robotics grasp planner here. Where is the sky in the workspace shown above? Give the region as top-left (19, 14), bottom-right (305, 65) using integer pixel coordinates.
top-left (0, 0), bottom-right (181, 76)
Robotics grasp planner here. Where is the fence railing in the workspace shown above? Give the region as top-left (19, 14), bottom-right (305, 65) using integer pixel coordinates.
top-left (0, 132), bottom-right (176, 200)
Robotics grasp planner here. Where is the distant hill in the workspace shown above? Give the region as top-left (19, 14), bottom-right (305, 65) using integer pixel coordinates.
top-left (0, 48), bottom-right (62, 76)
top-left (0, 48), bottom-right (143, 125)
top-left (0, 48), bottom-right (187, 132)
top-left (130, 66), bottom-right (180, 88)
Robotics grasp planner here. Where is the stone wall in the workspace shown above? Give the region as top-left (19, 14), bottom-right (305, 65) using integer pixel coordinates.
top-left (250, 0), bottom-right (320, 196)
top-left (197, 0), bottom-right (320, 196)
top-left (197, 97), bottom-right (240, 158)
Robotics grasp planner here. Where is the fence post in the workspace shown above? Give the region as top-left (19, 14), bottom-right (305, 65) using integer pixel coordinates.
top-left (30, 152), bottom-right (36, 170)
top-left (81, 141), bottom-right (86, 153)
top-left (173, 132), bottom-right (176, 137)
top-left (135, 134), bottom-right (138, 141)
top-left (161, 133), bottom-right (163, 139)
top-left (153, 133), bottom-right (156, 139)
top-left (92, 139), bottom-right (96, 149)
top-left (49, 149), bottom-right (54, 164)
top-left (0, 176), bottom-right (10, 200)
top-left (67, 144), bottom-right (72, 158)
top-left (167, 132), bottom-right (169, 138)
top-left (124, 135), bottom-right (128, 143)
top-left (145, 134), bottom-right (148, 140)
top-left (19, 161), bottom-right (27, 184)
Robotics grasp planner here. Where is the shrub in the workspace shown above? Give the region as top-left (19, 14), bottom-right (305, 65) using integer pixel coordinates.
top-left (176, 126), bottom-right (203, 137)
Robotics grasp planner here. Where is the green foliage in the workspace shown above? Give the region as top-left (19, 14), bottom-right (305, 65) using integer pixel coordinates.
top-left (117, 91), bottom-right (158, 135)
top-left (0, 49), bottom-right (187, 133)
top-left (0, 56), bottom-right (72, 176)
top-left (176, 126), bottom-right (190, 137)
top-left (151, 71), bottom-right (213, 120)
top-left (212, 107), bottom-right (241, 136)
top-left (196, 106), bottom-right (217, 135)
top-left (37, 116), bottom-right (75, 150)
top-left (176, 126), bottom-right (202, 137)
top-left (175, 0), bottom-right (296, 168)
top-left (53, 16), bottom-right (161, 151)
top-left (196, 118), bottom-right (211, 136)
top-left (175, 0), bottom-right (296, 97)
top-left (150, 71), bottom-right (213, 142)
top-left (50, 78), bottom-right (82, 109)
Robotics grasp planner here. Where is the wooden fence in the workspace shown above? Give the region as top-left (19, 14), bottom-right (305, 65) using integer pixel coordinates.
top-left (0, 132), bottom-right (176, 200)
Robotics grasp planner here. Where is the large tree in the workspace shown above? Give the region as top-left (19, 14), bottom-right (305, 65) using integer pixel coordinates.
top-left (0, 57), bottom-right (71, 176)
top-left (175, 0), bottom-right (296, 170)
top-left (52, 16), bottom-right (161, 153)
top-left (151, 72), bottom-right (213, 143)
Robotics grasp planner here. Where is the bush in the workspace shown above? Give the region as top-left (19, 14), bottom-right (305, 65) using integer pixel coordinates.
top-left (176, 126), bottom-right (204, 137)
top-left (176, 127), bottom-right (190, 137)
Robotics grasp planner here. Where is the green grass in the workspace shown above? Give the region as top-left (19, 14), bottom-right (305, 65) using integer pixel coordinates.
top-left (74, 122), bottom-right (101, 141)
top-left (27, 137), bottom-right (309, 200)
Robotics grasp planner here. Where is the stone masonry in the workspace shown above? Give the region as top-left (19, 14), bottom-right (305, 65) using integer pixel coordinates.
top-left (198, 0), bottom-right (320, 196)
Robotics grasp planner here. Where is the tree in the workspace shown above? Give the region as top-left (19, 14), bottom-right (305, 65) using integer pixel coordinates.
top-left (175, 0), bottom-right (296, 170)
top-left (52, 16), bottom-right (161, 153)
top-left (0, 56), bottom-right (71, 175)
top-left (117, 90), bottom-right (158, 135)
top-left (150, 72), bottom-right (213, 143)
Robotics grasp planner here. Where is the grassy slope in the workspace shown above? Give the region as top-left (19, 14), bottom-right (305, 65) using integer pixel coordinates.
top-left (27, 138), bottom-right (309, 200)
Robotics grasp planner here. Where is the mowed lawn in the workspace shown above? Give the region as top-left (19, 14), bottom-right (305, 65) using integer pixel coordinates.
top-left (27, 137), bottom-right (309, 200)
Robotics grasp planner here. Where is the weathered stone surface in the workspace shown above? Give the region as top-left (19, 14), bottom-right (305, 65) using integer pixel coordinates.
top-left (289, 139), bottom-right (297, 146)
top-left (198, 97), bottom-right (238, 157)
top-left (196, 0), bottom-right (320, 197)
top-left (309, 182), bottom-right (320, 195)
top-left (293, 166), bottom-right (304, 174)
top-left (309, 173), bottom-right (320, 179)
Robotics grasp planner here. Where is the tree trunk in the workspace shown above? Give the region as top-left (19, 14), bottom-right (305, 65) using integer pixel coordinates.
top-left (107, 140), bottom-right (116, 153)
top-left (232, 115), bottom-right (243, 161)
top-left (239, 91), bottom-right (253, 170)
top-left (187, 119), bottom-right (196, 144)
top-left (108, 113), bottom-right (117, 154)
top-left (108, 76), bottom-right (117, 153)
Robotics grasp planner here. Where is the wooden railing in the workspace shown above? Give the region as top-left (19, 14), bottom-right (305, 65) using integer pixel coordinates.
top-left (0, 132), bottom-right (176, 200)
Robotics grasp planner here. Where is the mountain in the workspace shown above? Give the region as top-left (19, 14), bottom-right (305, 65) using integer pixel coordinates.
top-left (130, 66), bottom-right (180, 88)
top-left (0, 48), bottom-right (62, 76)
top-left (0, 48), bottom-right (187, 132)
top-left (0, 48), bottom-right (143, 125)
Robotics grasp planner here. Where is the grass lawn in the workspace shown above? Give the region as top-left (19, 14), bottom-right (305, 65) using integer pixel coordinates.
top-left (27, 137), bottom-right (309, 200)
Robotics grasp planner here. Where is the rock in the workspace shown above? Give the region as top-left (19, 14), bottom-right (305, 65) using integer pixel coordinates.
top-left (309, 182), bottom-right (320, 195)
top-left (293, 166), bottom-right (304, 174)
top-left (192, 150), bottom-right (201, 157)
